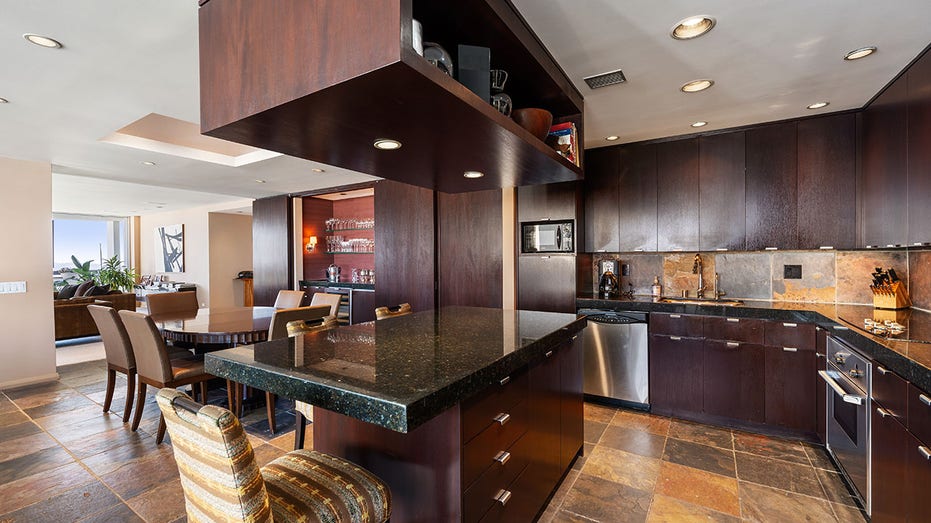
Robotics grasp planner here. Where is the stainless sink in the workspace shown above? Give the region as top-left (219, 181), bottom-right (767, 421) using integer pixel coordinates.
top-left (657, 297), bottom-right (744, 306)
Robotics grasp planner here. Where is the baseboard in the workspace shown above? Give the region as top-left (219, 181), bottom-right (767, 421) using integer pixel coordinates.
top-left (0, 372), bottom-right (60, 391)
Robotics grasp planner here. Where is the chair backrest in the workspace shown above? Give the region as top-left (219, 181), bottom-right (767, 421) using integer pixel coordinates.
top-left (267, 305), bottom-right (332, 340)
top-left (309, 292), bottom-right (342, 317)
top-left (87, 304), bottom-right (135, 370)
top-left (286, 315), bottom-right (338, 337)
top-left (119, 310), bottom-right (173, 383)
top-left (374, 303), bottom-right (412, 320)
top-left (155, 388), bottom-right (271, 522)
top-left (146, 291), bottom-right (198, 316)
top-left (273, 290), bottom-right (306, 309)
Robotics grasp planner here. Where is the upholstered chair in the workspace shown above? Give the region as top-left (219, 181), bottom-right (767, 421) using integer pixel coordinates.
top-left (146, 291), bottom-right (198, 316)
top-left (87, 304), bottom-right (137, 422)
top-left (272, 289), bottom-right (306, 309)
top-left (374, 303), bottom-right (412, 320)
top-left (309, 292), bottom-right (342, 317)
top-left (156, 388), bottom-right (391, 523)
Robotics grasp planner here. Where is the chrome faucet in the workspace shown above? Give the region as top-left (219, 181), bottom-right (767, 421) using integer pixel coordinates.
top-left (714, 273), bottom-right (726, 300)
top-left (692, 253), bottom-right (705, 298)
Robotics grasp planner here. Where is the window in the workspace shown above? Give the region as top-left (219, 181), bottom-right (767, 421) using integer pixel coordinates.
top-left (53, 214), bottom-right (130, 285)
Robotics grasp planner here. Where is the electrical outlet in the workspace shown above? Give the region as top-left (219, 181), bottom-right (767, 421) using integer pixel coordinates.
top-left (784, 265), bottom-right (802, 279)
top-left (0, 281), bottom-right (27, 294)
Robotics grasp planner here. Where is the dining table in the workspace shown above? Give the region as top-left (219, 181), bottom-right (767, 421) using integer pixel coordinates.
top-left (152, 306), bottom-right (276, 354)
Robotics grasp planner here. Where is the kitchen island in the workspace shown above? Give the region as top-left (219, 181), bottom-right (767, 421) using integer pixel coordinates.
top-left (205, 306), bottom-right (587, 522)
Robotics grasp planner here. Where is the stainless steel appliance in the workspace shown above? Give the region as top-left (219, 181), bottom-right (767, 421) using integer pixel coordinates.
top-left (326, 264), bottom-right (341, 282)
top-left (520, 220), bottom-right (574, 254)
top-left (821, 336), bottom-right (871, 512)
top-left (578, 309), bottom-right (649, 408)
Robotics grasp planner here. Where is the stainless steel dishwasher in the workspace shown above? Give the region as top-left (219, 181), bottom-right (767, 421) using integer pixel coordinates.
top-left (578, 309), bottom-right (649, 409)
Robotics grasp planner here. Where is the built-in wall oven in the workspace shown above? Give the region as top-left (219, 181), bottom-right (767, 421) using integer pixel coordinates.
top-left (820, 336), bottom-right (871, 513)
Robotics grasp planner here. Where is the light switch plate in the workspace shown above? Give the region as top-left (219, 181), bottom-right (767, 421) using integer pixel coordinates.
top-left (0, 281), bottom-right (27, 294)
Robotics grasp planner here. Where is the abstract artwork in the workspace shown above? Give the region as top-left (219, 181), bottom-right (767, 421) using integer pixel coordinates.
top-left (156, 224), bottom-right (184, 272)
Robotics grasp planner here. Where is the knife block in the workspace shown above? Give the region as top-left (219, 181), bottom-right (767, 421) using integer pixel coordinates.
top-left (871, 281), bottom-right (911, 310)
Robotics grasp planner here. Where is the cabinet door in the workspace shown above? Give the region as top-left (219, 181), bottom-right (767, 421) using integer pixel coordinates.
top-left (699, 131), bottom-right (746, 251)
top-left (862, 74), bottom-right (908, 247)
top-left (559, 336), bottom-right (584, 471)
top-left (906, 431), bottom-right (931, 522)
top-left (797, 113), bottom-right (857, 249)
top-left (517, 256), bottom-right (576, 313)
top-left (582, 147), bottom-right (619, 252)
top-left (349, 290), bottom-right (376, 324)
top-left (703, 340), bottom-right (765, 423)
top-left (763, 346), bottom-right (816, 432)
top-left (871, 406), bottom-right (909, 523)
top-left (908, 53), bottom-right (931, 246)
top-left (375, 180), bottom-right (435, 311)
top-left (518, 182), bottom-right (578, 222)
top-left (746, 122), bottom-right (798, 250)
top-left (649, 334), bottom-right (703, 417)
top-left (816, 328), bottom-right (827, 443)
top-left (656, 138), bottom-right (700, 251)
top-left (617, 144), bottom-right (658, 252)
top-left (527, 348), bottom-right (562, 501)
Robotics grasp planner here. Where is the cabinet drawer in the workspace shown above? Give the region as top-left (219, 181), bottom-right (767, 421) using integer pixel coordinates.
top-left (650, 313), bottom-right (703, 337)
top-left (463, 399), bottom-right (529, 489)
top-left (873, 364), bottom-right (908, 421)
top-left (462, 369), bottom-right (529, 444)
top-left (908, 383), bottom-right (931, 445)
top-left (463, 432), bottom-right (532, 523)
top-left (764, 321), bottom-right (815, 350)
top-left (703, 316), bottom-right (764, 343)
top-left (477, 462), bottom-right (535, 523)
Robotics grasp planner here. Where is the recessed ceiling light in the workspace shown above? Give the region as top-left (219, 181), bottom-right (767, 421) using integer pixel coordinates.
top-left (23, 33), bottom-right (62, 49)
top-left (311, 168), bottom-right (325, 173)
top-left (845, 46), bottom-right (877, 61)
top-left (141, 161), bottom-right (156, 166)
top-left (691, 121), bottom-right (708, 128)
top-left (463, 171), bottom-right (484, 179)
top-left (605, 135), bottom-right (620, 141)
top-left (807, 101), bottom-right (830, 110)
top-left (681, 79), bottom-right (714, 93)
top-left (255, 179), bottom-right (266, 183)
top-left (671, 16), bottom-right (715, 40)
top-left (373, 138), bottom-right (402, 150)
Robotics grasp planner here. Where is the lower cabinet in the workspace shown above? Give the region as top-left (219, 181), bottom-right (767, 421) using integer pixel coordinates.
top-left (703, 340), bottom-right (764, 423)
top-left (763, 345), bottom-right (817, 432)
top-left (871, 405), bottom-right (909, 522)
top-left (649, 334), bottom-right (703, 417)
top-left (906, 431), bottom-right (931, 522)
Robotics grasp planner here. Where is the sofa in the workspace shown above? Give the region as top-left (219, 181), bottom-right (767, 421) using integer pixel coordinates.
top-left (54, 292), bottom-right (137, 341)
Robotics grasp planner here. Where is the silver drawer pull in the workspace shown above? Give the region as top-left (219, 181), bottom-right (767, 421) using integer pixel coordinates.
top-left (670, 314), bottom-right (682, 319)
top-left (494, 489), bottom-right (512, 506)
top-left (670, 336), bottom-right (682, 341)
top-left (726, 318), bottom-right (740, 323)
top-left (545, 350), bottom-right (554, 358)
top-left (782, 322), bottom-right (797, 328)
top-left (920, 447), bottom-right (931, 461)
top-left (920, 394), bottom-right (931, 407)
top-left (783, 347), bottom-right (798, 352)
top-left (493, 412), bottom-right (511, 426)
top-left (877, 407), bottom-right (891, 418)
top-left (726, 342), bottom-right (740, 348)
top-left (493, 450), bottom-right (511, 465)
top-left (572, 334), bottom-right (579, 341)
top-left (877, 366), bottom-right (889, 375)
top-left (499, 376), bottom-right (511, 386)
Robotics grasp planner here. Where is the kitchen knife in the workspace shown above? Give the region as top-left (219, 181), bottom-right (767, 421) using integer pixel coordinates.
top-left (888, 268), bottom-right (900, 282)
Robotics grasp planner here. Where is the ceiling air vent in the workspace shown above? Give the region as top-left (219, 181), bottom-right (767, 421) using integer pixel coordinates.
top-left (583, 69), bottom-right (626, 89)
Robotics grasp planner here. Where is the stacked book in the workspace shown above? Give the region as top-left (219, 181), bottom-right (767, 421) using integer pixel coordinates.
top-left (546, 122), bottom-right (580, 166)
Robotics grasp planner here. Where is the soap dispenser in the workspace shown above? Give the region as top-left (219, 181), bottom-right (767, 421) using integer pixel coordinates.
top-left (651, 276), bottom-right (663, 298)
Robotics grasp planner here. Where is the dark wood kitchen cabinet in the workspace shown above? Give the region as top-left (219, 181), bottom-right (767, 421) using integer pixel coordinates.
top-left (862, 73), bottom-right (908, 247)
top-left (517, 255), bottom-right (577, 313)
top-left (702, 340), bottom-right (764, 422)
top-left (198, 0), bottom-right (582, 193)
top-left (617, 144), bottom-right (658, 252)
top-left (699, 131), bottom-right (746, 251)
top-left (656, 138), bottom-right (700, 251)
top-left (559, 335), bottom-right (584, 471)
top-left (906, 430), bottom-right (931, 523)
top-left (797, 113), bottom-right (857, 249)
top-left (582, 147), bottom-right (619, 252)
top-left (517, 181), bottom-right (579, 222)
top-left (871, 365), bottom-right (910, 523)
top-left (649, 334), bottom-right (703, 417)
top-left (763, 321), bottom-right (817, 433)
top-left (746, 122), bottom-right (798, 250)
top-left (375, 180), bottom-right (435, 312)
top-left (907, 51), bottom-right (931, 246)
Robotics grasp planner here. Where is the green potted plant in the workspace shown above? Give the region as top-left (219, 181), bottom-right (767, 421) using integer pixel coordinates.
top-left (97, 255), bottom-right (137, 293)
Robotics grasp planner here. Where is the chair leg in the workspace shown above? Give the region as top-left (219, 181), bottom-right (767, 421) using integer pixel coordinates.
top-left (155, 414), bottom-right (167, 445)
top-left (102, 368), bottom-right (116, 414)
top-left (199, 381), bottom-right (208, 405)
top-left (122, 370), bottom-right (136, 423)
top-left (266, 392), bottom-right (277, 434)
top-left (294, 410), bottom-right (306, 450)
top-left (131, 381), bottom-right (147, 432)
top-left (226, 380), bottom-right (235, 411)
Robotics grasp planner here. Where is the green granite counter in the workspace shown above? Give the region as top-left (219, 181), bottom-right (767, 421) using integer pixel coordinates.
top-left (205, 306), bottom-right (585, 433)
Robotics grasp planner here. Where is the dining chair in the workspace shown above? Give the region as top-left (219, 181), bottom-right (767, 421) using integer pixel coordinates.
top-left (273, 289), bottom-right (306, 309)
top-left (146, 290), bottom-right (198, 316)
top-left (310, 291), bottom-right (342, 317)
top-left (156, 388), bottom-right (391, 523)
top-left (374, 303), bottom-right (412, 320)
top-left (118, 310), bottom-right (216, 444)
top-left (87, 304), bottom-right (137, 422)
top-left (287, 315), bottom-right (339, 449)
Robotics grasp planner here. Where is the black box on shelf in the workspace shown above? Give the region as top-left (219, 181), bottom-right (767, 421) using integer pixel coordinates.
top-left (457, 44), bottom-right (491, 102)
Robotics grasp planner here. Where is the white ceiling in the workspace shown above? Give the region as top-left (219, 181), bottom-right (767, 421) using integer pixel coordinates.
top-left (2, 1), bottom-right (931, 214)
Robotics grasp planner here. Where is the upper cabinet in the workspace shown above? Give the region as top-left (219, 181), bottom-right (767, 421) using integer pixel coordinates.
top-left (907, 53), bottom-right (931, 246)
top-left (862, 74), bottom-right (908, 247)
top-left (656, 138), bottom-right (700, 251)
top-left (699, 131), bottom-right (746, 251)
top-left (617, 144), bottom-right (658, 252)
top-left (582, 147), bottom-right (620, 252)
top-left (745, 122), bottom-right (798, 251)
top-left (198, 0), bottom-right (583, 193)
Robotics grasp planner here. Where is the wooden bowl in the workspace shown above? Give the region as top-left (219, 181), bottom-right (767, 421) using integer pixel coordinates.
top-left (512, 108), bottom-right (553, 141)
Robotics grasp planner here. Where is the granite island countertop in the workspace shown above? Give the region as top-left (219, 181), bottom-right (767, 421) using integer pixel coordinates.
top-left (577, 292), bottom-right (931, 393)
top-left (205, 306), bottom-right (586, 433)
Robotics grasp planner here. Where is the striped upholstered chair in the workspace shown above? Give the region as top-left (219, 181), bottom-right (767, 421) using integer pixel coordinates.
top-left (156, 388), bottom-right (391, 523)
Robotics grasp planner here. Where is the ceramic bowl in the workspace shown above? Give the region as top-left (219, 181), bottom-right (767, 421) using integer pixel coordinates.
top-left (512, 108), bottom-right (553, 141)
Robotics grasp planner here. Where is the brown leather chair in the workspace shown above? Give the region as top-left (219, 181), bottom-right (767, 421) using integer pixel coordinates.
top-left (87, 304), bottom-right (137, 422)
top-left (288, 315), bottom-right (340, 449)
top-left (146, 291), bottom-right (198, 316)
top-left (118, 310), bottom-right (216, 444)
top-left (375, 303), bottom-right (412, 320)
top-left (273, 290), bottom-right (306, 309)
top-left (309, 292), bottom-right (342, 317)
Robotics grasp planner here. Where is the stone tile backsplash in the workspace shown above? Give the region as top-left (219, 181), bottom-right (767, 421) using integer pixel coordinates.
top-left (591, 248), bottom-right (930, 308)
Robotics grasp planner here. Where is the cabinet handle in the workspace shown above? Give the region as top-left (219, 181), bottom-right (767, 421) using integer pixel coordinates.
top-left (816, 353), bottom-right (825, 358)
top-left (494, 489), bottom-right (512, 506)
top-left (726, 318), bottom-right (740, 323)
top-left (545, 350), bottom-right (554, 358)
top-left (493, 450), bottom-right (511, 465)
top-left (669, 314), bottom-right (682, 319)
top-left (877, 407), bottom-right (891, 418)
top-left (499, 376), bottom-right (511, 386)
top-left (670, 336), bottom-right (682, 341)
top-left (783, 347), bottom-right (798, 352)
top-left (877, 366), bottom-right (889, 375)
top-left (493, 412), bottom-right (511, 426)
top-left (782, 323), bottom-right (797, 328)
top-left (726, 342), bottom-right (740, 348)
top-left (920, 394), bottom-right (931, 407)
top-left (920, 447), bottom-right (931, 461)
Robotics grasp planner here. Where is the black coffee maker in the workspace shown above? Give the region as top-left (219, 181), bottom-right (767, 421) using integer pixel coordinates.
top-left (599, 269), bottom-right (619, 297)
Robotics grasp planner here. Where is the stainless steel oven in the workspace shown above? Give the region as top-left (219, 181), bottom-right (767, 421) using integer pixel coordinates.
top-left (820, 336), bottom-right (870, 513)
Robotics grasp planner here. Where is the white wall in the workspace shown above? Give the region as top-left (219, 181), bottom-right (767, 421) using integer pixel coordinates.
top-left (0, 158), bottom-right (57, 388)
top-left (139, 199), bottom-right (251, 307)
top-left (208, 212), bottom-right (253, 308)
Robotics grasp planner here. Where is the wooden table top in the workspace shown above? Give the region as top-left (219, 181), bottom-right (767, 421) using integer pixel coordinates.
top-left (153, 306), bottom-right (276, 349)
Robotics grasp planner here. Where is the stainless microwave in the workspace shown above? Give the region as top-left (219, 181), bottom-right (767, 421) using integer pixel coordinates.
top-left (521, 220), bottom-right (574, 253)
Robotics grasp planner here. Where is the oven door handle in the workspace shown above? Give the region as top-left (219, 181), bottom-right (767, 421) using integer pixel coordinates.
top-left (818, 370), bottom-right (864, 405)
